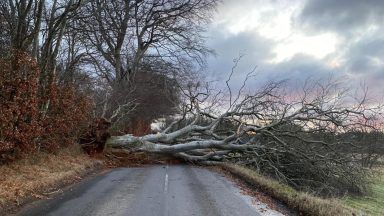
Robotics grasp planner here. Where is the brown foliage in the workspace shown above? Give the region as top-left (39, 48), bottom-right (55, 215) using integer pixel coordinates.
top-left (39, 85), bottom-right (92, 151)
top-left (0, 52), bottom-right (41, 157)
top-left (0, 52), bottom-right (92, 161)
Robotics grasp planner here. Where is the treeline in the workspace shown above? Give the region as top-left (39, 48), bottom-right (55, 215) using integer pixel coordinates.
top-left (0, 0), bottom-right (218, 161)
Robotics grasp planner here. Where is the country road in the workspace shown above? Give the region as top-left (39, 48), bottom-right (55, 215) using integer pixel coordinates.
top-left (17, 165), bottom-right (284, 216)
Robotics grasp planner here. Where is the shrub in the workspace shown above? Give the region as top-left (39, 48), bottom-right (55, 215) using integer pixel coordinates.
top-left (0, 52), bottom-right (92, 161)
top-left (0, 52), bottom-right (41, 157)
top-left (39, 85), bottom-right (92, 151)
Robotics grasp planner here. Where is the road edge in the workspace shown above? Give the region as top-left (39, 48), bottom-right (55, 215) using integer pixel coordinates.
top-left (218, 163), bottom-right (356, 216)
top-left (0, 154), bottom-right (105, 215)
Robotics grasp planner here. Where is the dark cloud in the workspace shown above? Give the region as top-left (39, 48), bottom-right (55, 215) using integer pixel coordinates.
top-left (205, 0), bottom-right (384, 96)
top-left (206, 25), bottom-right (276, 80)
top-left (298, 0), bottom-right (384, 79)
top-left (344, 36), bottom-right (384, 75)
top-left (298, 0), bottom-right (384, 35)
top-left (325, 33), bottom-right (384, 97)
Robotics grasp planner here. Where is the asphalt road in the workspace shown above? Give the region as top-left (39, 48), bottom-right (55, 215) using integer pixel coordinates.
top-left (17, 165), bottom-right (280, 216)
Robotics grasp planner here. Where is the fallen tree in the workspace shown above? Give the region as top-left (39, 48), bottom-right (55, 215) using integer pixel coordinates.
top-left (106, 79), bottom-right (377, 158)
top-left (104, 75), bottom-right (382, 195)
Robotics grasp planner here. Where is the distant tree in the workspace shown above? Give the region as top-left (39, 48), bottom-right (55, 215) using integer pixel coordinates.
top-left (94, 59), bottom-right (181, 134)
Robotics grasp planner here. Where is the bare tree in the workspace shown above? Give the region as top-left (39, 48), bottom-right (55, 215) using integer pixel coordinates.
top-left (1, 0), bottom-right (382, 196)
top-left (104, 73), bottom-right (382, 195)
top-left (0, 0), bottom-right (44, 53)
top-left (109, 79), bottom-right (370, 151)
top-left (0, 0), bottom-right (81, 61)
top-left (76, 0), bottom-right (217, 82)
top-left (0, 0), bottom-right (84, 115)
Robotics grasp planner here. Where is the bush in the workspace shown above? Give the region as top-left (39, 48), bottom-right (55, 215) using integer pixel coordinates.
top-left (0, 52), bottom-right (41, 157)
top-left (0, 52), bottom-right (92, 161)
top-left (39, 85), bottom-right (92, 151)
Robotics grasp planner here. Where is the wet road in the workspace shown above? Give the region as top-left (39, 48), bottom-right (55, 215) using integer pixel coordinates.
top-left (17, 165), bottom-right (276, 216)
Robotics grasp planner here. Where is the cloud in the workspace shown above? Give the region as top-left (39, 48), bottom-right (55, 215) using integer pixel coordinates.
top-left (343, 35), bottom-right (384, 96)
top-left (213, 0), bottom-right (299, 39)
top-left (205, 0), bottom-right (384, 96)
top-left (344, 36), bottom-right (384, 75)
top-left (298, 0), bottom-right (384, 35)
top-left (264, 54), bottom-right (338, 81)
top-left (205, 25), bottom-right (276, 80)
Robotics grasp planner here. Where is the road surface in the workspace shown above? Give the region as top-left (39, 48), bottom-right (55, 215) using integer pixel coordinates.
top-left (17, 165), bottom-right (283, 216)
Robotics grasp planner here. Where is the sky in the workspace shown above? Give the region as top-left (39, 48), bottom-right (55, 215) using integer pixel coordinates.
top-left (205, 0), bottom-right (384, 98)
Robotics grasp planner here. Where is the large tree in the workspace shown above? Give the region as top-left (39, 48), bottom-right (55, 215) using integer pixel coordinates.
top-left (105, 76), bottom-right (381, 195)
top-left (70, 0), bottom-right (219, 127)
top-left (0, 0), bottom-right (84, 115)
top-left (76, 0), bottom-right (217, 82)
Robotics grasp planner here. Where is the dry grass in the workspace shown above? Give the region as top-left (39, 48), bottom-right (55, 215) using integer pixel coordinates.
top-left (221, 163), bottom-right (357, 216)
top-left (0, 146), bottom-right (102, 209)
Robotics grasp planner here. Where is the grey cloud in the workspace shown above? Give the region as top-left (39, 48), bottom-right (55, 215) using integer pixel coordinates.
top-left (217, 54), bottom-right (341, 94)
top-left (206, 25), bottom-right (276, 80)
top-left (297, 0), bottom-right (384, 93)
top-left (205, 0), bottom-right (384, 95)
top-left (345, 36), bottom-right (384, 75)
top-left (324, 34), bottom-right (384, 95)
top-left (261, 54), bottom-right (338, 83)
top-left (298, 0), bottom-right (384, 35)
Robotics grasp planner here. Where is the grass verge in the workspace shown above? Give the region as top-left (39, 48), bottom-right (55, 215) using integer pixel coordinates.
top-left (0, 146), bottom-right (102, 213)
top-left (343, 169), bottom-right (384, 216)
top-left (220, 163), bottom-right (356, 216)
